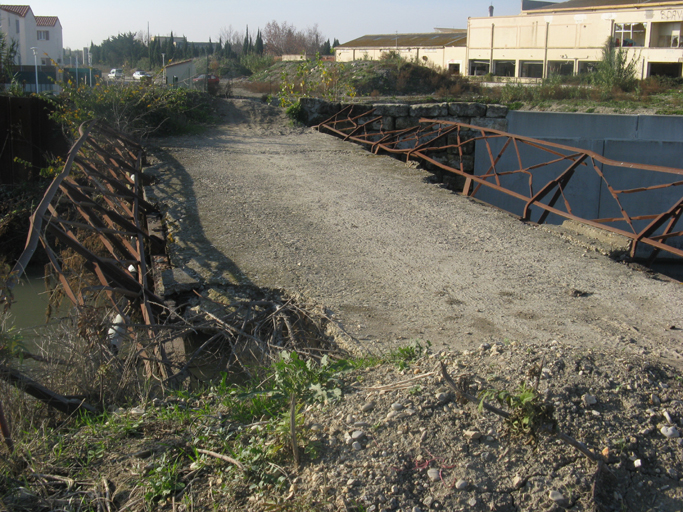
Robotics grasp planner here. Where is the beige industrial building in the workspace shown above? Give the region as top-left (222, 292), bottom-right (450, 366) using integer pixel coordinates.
top-left (335, 31), bottom-right (467, 74)
top-left (337, 0), bottom-right (683, 79)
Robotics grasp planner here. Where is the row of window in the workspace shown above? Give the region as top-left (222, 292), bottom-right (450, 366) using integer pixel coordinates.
top-left (613, 21), bottom-right (683, 48)
top-left (469, 59), bottom-right (682, 78)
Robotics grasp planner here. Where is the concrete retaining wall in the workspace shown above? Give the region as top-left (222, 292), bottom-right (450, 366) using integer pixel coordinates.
top-left (476, 111), bottom-right (683, 253)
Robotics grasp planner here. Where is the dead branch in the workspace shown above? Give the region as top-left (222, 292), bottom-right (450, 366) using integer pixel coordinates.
top-left (290, 394), bottom-right (299, 468)
top-left (195, 448), bottom-right (245, 471)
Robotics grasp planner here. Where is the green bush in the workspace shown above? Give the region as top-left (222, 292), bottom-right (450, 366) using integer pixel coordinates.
top-left (591, 39), bottom-right (639, 92)
top-left (48, 81), bottom-right (214, 140)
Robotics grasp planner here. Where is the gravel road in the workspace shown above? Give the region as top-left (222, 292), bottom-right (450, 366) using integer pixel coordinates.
top-left (149, 98), bottom-right (683, 365)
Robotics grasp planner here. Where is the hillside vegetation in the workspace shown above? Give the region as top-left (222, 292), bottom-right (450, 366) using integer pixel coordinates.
top-left (245, 52), bottom-right (683, 115)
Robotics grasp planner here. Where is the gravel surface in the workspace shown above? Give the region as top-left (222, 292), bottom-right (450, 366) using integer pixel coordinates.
top-left (147, 97), bottom-right (683, 367)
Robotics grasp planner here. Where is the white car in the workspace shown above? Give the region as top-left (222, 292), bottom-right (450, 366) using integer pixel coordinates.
top-left (108, 68), bottom-right (124, 79)
top-left (132, 70), bottom-right (152, 80)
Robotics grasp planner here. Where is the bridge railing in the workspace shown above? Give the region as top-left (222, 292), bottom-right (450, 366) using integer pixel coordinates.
top-left (317, 106), bottom-right (683, 262)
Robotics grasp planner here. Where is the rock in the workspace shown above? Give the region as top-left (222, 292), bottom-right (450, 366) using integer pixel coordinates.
top-left (481, 451), bottom-right (493, 462)
top-left (549, 490), bottom-right (568, 507)
top-left (310, 424), bottom-right (322, 432)
top-left (512, 475), bottom-right (525, 489)
top-left (362, 401), bottom-right (376, 413)
top-left (650, 394), bottom-right (661, 406)
top-left (391, 402), bottom-right (404, 411)
top-left (436, 392), bottom-right (450, 403)
top-left (427, 468), bottom-right (441, 482)
top-left (423, 496), bottom-right (434, 507)
top-left (352, 430), bottom-right (366, 440)
top-left (661, 425), bottom-right (680, 438)
top-left (347, 478), bottom-right (359, 487)
top-left (455, 478), bottom-right (468, 490)
top-left (129, 406), bottom-right (145, 415)
top-left (634, 459), bottom-right (643, 468)
top-left (582, 394), bottom-right (597, 407)
top-left (464, 430), bottom-right (482, 440)
top-left (352, 441), bottom-right (362, 451)
top-left (467, 497), bottom-right (477, 507)
top-left (354, 421), bottom-right (371, 428)
top-left (412, 507), bottom-right (423, 512)
top-left (479, 343), bottom-right (491, 351)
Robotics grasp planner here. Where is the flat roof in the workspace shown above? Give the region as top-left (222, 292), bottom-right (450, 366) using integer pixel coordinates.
top-left (522, 0), bottom-right (683, 11)
top-left (338, 32), bottom-right (467, 49)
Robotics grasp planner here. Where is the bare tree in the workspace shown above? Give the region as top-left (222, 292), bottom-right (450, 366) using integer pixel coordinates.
top-left (262, 21), bottom-right (325, 56)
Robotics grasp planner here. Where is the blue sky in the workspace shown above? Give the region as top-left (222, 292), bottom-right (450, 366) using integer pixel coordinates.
top-left (28, 0), bottom-right (525, 50)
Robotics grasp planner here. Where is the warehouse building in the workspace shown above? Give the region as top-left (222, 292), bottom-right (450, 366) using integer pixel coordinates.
top-left (336, 1), bottom-right (683, 79)
top-left (335, 31), bottom-right (467, 74)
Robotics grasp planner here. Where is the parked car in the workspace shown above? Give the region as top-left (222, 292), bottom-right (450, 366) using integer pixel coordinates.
top-left (108, 68), bottom-right (124, 79)
top-left (132, 70), bottom-right (152, 80)
top-left (193, 74), bottom-right (220, 85)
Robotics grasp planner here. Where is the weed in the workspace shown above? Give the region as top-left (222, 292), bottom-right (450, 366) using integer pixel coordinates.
top-left (144, 452), bottom-right (186, 503)
top-left (479, 382), bottom-right (556, 441)
top-left (387, 340), bottom-right (430, 369)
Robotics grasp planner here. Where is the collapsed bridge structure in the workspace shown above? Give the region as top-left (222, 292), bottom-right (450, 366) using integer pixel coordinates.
top-left (316, 105), bottom-right (683, 264)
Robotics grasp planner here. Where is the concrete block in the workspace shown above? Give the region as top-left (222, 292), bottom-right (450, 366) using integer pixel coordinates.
top-left (395, 116), bottom-right (420, 130)
top-left (372, 103), bottom-right (410, 117)
top-left (486, 104), bottom-right (509, 118)
top-left (410, 103), bottom-right (449, 118)
top-left (508, 111), bottom-right (638, 140)
top-left (471, 117), bottom-right (508, 131)
top-left (371, 116), bottom-right (395, 131)
top-left (449, 102), bottom-right (486, 118)
top-left (637, 115), bottom-right (683, 142)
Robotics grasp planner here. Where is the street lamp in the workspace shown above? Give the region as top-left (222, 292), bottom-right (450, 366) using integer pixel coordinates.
top-left (161, 53), bottom-right (165, 84)
top-left (30, 47), bottom-right (38, 93)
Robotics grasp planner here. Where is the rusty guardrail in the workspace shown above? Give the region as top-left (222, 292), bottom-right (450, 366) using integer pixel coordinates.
top-left (317, 105), bottom-right (683, 262)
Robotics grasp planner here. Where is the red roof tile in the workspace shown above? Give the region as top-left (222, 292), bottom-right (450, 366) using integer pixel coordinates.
top-left (0, 5), bottom-right (30, 17)
top-left (36, 16), bottom-right (58, 26)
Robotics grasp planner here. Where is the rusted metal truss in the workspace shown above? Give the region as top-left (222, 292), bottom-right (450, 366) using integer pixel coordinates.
top-left (317, 105), bottom-right (683, 262)
top-left (5, 119), bottom-right (173, 381)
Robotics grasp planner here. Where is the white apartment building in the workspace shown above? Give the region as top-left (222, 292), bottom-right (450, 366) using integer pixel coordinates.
top-left (468, 0), bottom-right (683, 79)
top-left (0, 5), bottom-right (63, 66)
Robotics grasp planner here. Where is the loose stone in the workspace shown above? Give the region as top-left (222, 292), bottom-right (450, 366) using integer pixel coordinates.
top-left (582, 394), bottom-right (597, 407)
top-left (661, 425), bottom-right (680, 439)
top-left (391, 403), bottom-right (404, 411)
top-left (464, 430), bottom-right (482, 440)
top-left (352, 441), bottom-right (362, 451)
top-left (455, 478), bottom-right (468, 490)
top-left (427, 468), bottom-right (441, 482)
top-left (352, 430), bottom-right (366, 440)
top-left (362, 401), bottom-right (376, 413)
top-left (549, 490), bottom-right (568, 506)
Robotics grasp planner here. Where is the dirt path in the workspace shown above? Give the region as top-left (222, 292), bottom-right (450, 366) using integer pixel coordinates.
top-left (148, 98), bottom-right (683, 364)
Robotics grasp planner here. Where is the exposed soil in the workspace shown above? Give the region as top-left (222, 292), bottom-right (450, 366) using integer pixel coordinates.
top-left (147, 97), bottom-right (683, 366)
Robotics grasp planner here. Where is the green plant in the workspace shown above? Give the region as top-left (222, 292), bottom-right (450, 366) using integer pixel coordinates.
top-left (144, 453), bottom-right (186, 503)
top-left (591, 39), bottom-right (639, 93)
top-left (387, 340), bottom-right (430, 369)
top-left (479, 382), bottom-right (556, 440)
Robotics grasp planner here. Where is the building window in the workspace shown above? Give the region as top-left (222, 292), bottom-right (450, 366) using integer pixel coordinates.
top-left (614, 23), bottom-right (646, 47)
top-left (15, 19), bottom-right (19, 33)
top-left (494, 60), bottom-right (516, 77)
top-left (520, 61), bottom-right (543, 78)
top-left (37, 30), bottom-right (49, 41)
top-left (650, 22), bottom-right (683, 48)
top-left (548, 60), bottom-right (573, 76)
top-left (649, 62), bottom-right (682, 77)
top-left (578, 61), bottom-right (599, 74)
top-left (448, 63), bottom-right (460, 75)
top-left (469, 60), bottom-right (490, 76)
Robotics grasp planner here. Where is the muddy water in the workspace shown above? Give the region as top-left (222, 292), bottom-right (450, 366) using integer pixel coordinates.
top-left (7, 267), bottom-right (70, 352)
